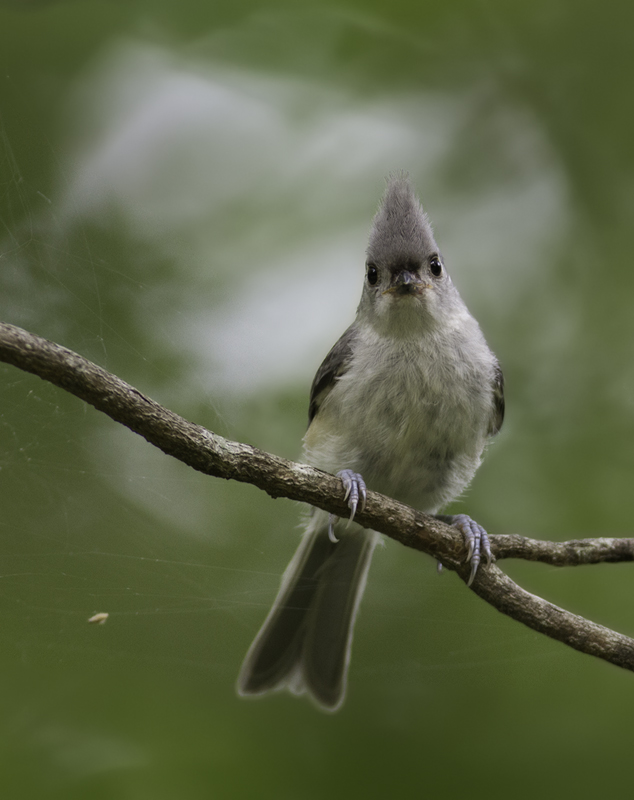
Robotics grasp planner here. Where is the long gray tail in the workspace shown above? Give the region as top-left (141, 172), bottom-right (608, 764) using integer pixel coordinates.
top-left (237, 520), bottom-right (379, 711)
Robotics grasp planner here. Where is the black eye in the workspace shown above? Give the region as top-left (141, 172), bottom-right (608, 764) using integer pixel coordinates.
top-left (366, 264), bottom-right (379, 286)
top-left (430, 255), bottom-right (442, 277)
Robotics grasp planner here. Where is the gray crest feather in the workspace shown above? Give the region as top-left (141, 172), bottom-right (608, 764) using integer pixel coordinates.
top-left (366, 174), bottom-right (438, 263)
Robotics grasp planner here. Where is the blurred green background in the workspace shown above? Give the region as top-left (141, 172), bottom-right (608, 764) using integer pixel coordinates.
top-left (2, 0), bottom-right (634, 797)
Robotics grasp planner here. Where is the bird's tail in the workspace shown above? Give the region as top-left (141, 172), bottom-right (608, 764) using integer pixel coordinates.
top-left (237, 515), bottom-right (379, 711)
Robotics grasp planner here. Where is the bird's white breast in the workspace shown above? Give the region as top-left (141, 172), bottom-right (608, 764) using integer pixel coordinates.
top-left (303, 319), bottom-right (496, 514)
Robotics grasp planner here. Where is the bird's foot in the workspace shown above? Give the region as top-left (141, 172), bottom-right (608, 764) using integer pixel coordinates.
top-left (328, 470), bottom-right (367, 543)
top-left (437, 514), bottom-right (492, 586)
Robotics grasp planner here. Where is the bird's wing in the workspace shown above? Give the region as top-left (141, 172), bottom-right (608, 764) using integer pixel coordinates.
top-left (488, 361), bottom-right (505, 436)
top-left (308, 325), bottom-right (357, 425)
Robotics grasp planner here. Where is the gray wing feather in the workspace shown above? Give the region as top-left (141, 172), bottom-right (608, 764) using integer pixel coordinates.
top-left (308, 325), bottom-right (358, 424)
top-left (488, 361), bottom-right (505, 436)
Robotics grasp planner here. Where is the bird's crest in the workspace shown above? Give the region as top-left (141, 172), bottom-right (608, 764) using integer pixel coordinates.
top-left (366, 174), bottom-right (436, 264)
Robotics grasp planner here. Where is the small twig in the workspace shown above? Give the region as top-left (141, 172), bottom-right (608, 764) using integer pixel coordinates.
top-left (492, 534), bottom-right (634, 565)
top-left (1, 320), bottom-right (633, 672)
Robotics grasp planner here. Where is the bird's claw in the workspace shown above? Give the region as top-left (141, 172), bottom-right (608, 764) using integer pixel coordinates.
top-left (327, 513), bottom-right (339, 543)
top-left (328, 470), bottom-right (366, 542)
top-left (439, 514), bottom-right (492, 586)
top-left (337, 469), bottom-right (367, 522)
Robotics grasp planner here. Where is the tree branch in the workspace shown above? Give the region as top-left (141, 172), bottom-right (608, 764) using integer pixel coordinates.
top-left (1, 321), bottom-right (633, 671)
top-left (492, 533), bottom-right (634, 565)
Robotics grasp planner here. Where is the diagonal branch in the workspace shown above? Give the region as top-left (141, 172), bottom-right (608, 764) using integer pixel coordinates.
top-left (1, 321), bottom-right (634, 671)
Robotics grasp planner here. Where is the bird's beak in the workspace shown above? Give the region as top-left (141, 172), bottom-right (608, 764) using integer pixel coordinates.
top-left (382, 270), bottom-right (429, 296)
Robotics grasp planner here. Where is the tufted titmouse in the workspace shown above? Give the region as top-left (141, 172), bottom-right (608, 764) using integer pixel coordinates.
top-left (237, 175), bottom-right (504, 711)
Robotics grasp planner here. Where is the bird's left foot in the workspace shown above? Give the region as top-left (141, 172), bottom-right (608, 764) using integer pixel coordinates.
top-left (328, 469), bottom-right (367, 543)
top-left (437, 514), bottom-right (492, 586)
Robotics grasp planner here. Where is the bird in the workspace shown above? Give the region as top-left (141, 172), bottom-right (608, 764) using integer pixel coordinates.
top-left (237, 174), bottom-right (504, 711)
